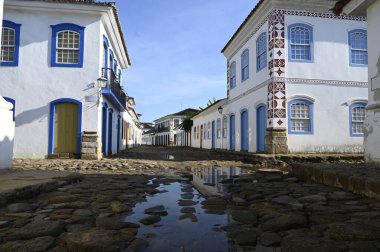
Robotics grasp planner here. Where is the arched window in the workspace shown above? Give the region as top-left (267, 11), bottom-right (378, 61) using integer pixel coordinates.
top-left (241, 49), bottom-right (249, 81)
top-left (288, 99), bottom-right (314, 134)
top-left (51, 23), bottom-right (85, 67)
top-left (174, 119), bottom-right (180, 127)
top-left (222, 116), bottom-right (227, 138)
top-left (256, 32), bottom-right (267, 71)
top-left (1, 20), bottom-right (21, 66)
top-left (350, 102), bottom-right (367, 136)
top-left (217, 118), bottom-right (221, 139)
top-left (230, 61), bottom-right (236, 89)
top-left (288, 24), bottom-right (313, 62)
top-left (204, 123), bottom-right (207, 139)
top-left (349, 29), bottom-right (367, 66)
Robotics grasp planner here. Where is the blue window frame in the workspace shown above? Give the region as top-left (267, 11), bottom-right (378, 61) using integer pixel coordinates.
top-left (51, 23), bottom-right (85, 68)
top-left (349, 102), bottom-right (367, 137)
top-left (241, 49), bottom-right (249, 82)
top-left (1, 20), bottom-right (21, 67)
top-left (349, 29), bottom-right (367, 67)
top-left (288, 24), bottom-right (313, 63)
top-left (288, 99), bottom-right (314, 135)
top-left (230, 61), bottom-right (236, 89)
top-left (256, 32), bottom-right (267, 71)
top-left (103, 35), bottom-right (109, 69)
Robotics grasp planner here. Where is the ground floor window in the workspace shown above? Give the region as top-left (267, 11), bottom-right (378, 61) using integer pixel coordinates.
top-left (217, 118), bottom-right (221, 138)
top-left (350, 102), bottom-right (367, 136)
top-left (288, 99), bottom-right (313, 134)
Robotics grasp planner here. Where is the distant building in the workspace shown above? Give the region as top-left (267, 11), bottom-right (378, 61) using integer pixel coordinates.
top-left (0, 0), bottom-right (142, 159)
top-left (334, 0), bottom-right (380, 162)
top-left (152, 108), bottom-right (199, 146)
top-left (192, 0), bottom-right (368, 153)
top-left (141, 122), bottom-right (155, 145)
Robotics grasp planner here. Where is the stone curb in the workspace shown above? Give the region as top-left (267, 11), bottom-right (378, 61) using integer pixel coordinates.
top-left (0, 174), bottom-right (84, 208)
top-left (291, 163), bottom-right (380, 201)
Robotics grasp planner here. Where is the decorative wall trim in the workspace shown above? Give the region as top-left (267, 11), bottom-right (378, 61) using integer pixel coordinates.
top-left (286, 78), bottom-right (368, 88)
top-left (228, 79), bottom-right (270, 104)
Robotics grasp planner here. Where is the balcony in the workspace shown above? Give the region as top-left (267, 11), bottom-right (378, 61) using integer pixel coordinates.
top-left (101, 68), bottom-right (127, 111)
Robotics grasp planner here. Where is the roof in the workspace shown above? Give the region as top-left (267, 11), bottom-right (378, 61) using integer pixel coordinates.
top-left (191, 99), bottom-right (226, 119)
top-left (33, 0), bottom-right (131, 66)
top-left (154, 108), bottom-right (200, 122)
top-left (221, 0), bottom-right (265, 53)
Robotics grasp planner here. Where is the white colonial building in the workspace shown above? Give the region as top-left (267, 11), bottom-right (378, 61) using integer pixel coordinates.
top-left (0, 0), bottom-right (141, 159)
top-left (192, 0), bottom-right (368, 154)
top-left (335, 0), bottom-right (380, 162)
top-left (152, 108), bottom-right (199, 146)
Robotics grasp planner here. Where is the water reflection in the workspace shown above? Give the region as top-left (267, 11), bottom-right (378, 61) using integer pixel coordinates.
top-left (191, 167), bottom-right (253, 196)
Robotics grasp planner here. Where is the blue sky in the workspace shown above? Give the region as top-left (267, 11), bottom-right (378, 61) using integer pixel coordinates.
top-left (115, 0), bottom-right (257, 122)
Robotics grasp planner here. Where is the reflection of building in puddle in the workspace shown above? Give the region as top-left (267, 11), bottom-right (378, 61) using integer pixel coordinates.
top-left (191, 167), bottom-right (251, 196)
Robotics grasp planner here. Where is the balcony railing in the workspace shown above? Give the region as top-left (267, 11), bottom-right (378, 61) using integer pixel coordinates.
top-left (101, 68), bottom-right (127, 110)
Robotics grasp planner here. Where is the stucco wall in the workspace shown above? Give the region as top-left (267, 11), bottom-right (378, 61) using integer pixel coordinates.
top-left (285, 15), bottom-right (367, 81)
top-left (0, 99), bottom-right (14, 169)
top-left (0, 7), bottom-right (102, 157)
top-left (364, 0), bottom-right (380, 162)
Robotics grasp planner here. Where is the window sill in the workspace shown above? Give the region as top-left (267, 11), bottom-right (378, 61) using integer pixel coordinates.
top-left (51, 62), bottom-right (83, 68)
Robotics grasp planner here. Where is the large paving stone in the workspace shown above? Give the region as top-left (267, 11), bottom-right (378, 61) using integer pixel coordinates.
top-left (228, 209), bottom-right (258, 225)
top-left (260, 231), bottom-right (281, 246)
top-left (7, 203), bottom-right (39, 213)
top-left (96, 213), bottom-right (130, 230)
top-left (326, 221), bottom-right (380, 241)
top-left (5, 220), bottom-right (64, 241)
top-left (281, 233), bottom-right (343, 252)
top-left (261, 214), bottom-right (308, 232)
top-left (139, 215), bottom-right (161, 225)
top-left (0, 236), bottom-right (55, 252)
top-left (59, 229), bottom-right (126, 252)
top-left (125, 238), bottom-right (149, 252)
top-left (144, 205), bottom-right (168, 216)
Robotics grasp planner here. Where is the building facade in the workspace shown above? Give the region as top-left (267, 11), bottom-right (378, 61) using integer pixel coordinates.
top-left (0, 0), bottom-right (141, 159)
top-left (152, 108), bottom-right (199, 146)
top-left (335, 0), bottom-right (380, 162)
top-left (192, 0), bottom-right (368, 154)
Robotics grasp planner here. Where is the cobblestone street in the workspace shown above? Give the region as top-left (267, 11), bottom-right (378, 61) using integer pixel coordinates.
top-left (0, 146), bottom-right (379, 251)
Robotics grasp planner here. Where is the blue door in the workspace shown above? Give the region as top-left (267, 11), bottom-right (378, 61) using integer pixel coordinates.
top-left (229, 114), bottom-right (235, 150)
top-left (257, 105), bottom-right (266, 152)
top-left (212, 121), bottom-right (216, 149)
top-left (108, 111), bottom-right (113, 155)
top-left (241, 110), bottom-right (249, 151)
top-left (117, 116), bottom-right (121, 153)
top-left (102, 107), bottom-right (107, 154)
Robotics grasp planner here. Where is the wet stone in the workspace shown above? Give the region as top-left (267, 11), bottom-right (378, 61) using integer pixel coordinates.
top-left (110, 201), bottom-right (129, 214)
top-left (144, 205), bottom-right (168, 216)
top-left (178, 200), bottom-right (199, 206)
top-left (261, 214), bottom-right (308, 232)
top-left (7, 203), bottom-right (39, 213)
top-left (0, 236), bottom-right (56, 252)
top-left (6, 220), bottom-right (64, 241)
top-left (96, 213), bottom-right (130, 230)
top-left (234, 230), bottom-right (259, 246)
top-left (126, 238), bottom-right (149, 252)
top-left (326, 221), bottom-right (380, 241)
top-left (179, 213), bottom-right (198, 222)
top-left (180, 207), bottom-right (196, 214)
top-left (139, 215), bottom-right (161, 225)
top-left (181, 193), bottom-right (195, 200)
top-left (0, 221), bottom-right (10, 228)
top-left (260, 231), bottom-right (281, 246)
top-left (228, 209), bottom-right (258, 225)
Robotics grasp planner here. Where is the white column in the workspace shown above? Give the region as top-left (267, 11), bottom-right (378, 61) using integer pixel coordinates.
top-left (0, 96), bottom-right (15, 169)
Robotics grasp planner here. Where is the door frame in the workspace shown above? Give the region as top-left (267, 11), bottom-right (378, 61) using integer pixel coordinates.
top-left (48, 98), bottom-right (82, 155)
top-left (256, 104), bottom-right (267, 153)
top-left (240, 109), bottom-right (249, 152)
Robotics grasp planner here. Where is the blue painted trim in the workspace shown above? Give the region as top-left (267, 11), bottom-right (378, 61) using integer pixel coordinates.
top-left (103, 36), bottom-right (109, 77)
top-left (117, 115), bottom-right (121, 152)
top-left (101, 89), bottom-right (126, 111)
top-left (256, 104), bottom-right (267, 152)
top-left (229, 113), bottom-right (235, 150)
top-left (240, 109), bottom-right (249, 152)
top-left (288, 23), bottom-right (314, 63)
top-left (103, 35), bottom-right (109, 48)
top-left (108, 109), bottom-right (113, 155)
top-left (348, 29), bottom-right (368, 67)
top-left (288, 99), bottom-right (314, 135)
top-left (1, 20), bottom-right (21, 67)
top-left (3, 97), bottom-right (16, 121)
top-left (48, 98), bottom-right (82, 155)
top-left (101, 102), bottom-right (108, 154)
top-left (109, 49), bottom-right (114, 71)
top-left (256, 32), bottom-right (267, 72)
top-left (51, 23), bottom-right (85, 68)
top-left (241, 49), bottom-right (249, 82)
top-left (349, 102), bottom-right (367, 137)
top-left (230, 61), bottom-right (236, 89)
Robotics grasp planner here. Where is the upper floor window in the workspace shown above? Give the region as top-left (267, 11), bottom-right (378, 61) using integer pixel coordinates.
top-left (288, 24), bottom-right (313, 63)
top-left (288, 99), bottom-right (314, 134)
top-left (230, 61), bottom-right (236, 89)
top-left (51, 23), bottom-right (85, 68)
top-left (350, 102), bottom-right (367, 137)
top-left (241, 49), bottom-right (249, 81)
top-left (256, 32), bottom-right (267, 71)
top-left (174, 119), bottom-right (179, 127)
top-left (1, 20), bottom-right (21, 67)
top-left (217, 119), bottom-right (221, 138)
top-left (349, 29), bottom-right (367, 66)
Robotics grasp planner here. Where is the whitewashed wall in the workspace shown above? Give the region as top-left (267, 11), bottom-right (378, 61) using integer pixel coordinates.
top-left (0, 97), bottom-right (14, 169)
top-left (0, 0), bottom-right (3, 42)
top-left (285, 15), bottom-right (367, 81)
top-left (364, 0), bottom-right (380, 162)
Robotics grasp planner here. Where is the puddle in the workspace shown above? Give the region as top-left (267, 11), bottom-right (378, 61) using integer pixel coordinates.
top-left (125, 166), bottom-right (254, 251)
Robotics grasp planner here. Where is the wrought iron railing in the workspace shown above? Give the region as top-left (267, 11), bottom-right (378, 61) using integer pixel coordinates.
top-left (101, 68), bottom-right (126, 109)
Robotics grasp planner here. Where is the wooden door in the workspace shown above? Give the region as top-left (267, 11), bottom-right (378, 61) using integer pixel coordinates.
top-left (230, 114), bottom-right (235, 150)
top-left (200, 125), bottom-right (203, 148)
top-left (54, 102), bottom-right (78, 154)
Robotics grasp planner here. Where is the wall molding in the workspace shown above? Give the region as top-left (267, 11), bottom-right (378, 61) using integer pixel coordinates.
top-left (286, 78), bottom-right (368, 88)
